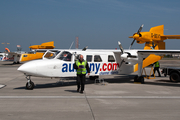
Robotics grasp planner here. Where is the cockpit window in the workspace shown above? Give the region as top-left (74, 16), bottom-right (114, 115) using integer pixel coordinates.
top-left (43, 51), bottom-right (61, 59)
top-left (58, 51), bottom-right (72, 61)
top-left (44, 52), bottom-right (55, 59)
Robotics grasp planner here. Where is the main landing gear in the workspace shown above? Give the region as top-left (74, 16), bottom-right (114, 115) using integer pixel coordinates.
top-left (134, 75), bottom-right (144, 84)
top-left (25, 76), bottom-right (34, 90)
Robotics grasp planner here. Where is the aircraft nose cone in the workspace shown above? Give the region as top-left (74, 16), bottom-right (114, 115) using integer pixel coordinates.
top-left (133, 34), bottom-right (139, 39)
top-left (17, 61), bottom-right (37, 75)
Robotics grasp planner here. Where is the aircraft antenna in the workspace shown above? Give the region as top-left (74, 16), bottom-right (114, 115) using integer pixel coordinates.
top-left (69, 41), bottom-right (74, 49)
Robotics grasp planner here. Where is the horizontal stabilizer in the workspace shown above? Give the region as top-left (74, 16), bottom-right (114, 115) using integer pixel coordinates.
top-left (29, 41), bottom-right (55, 49)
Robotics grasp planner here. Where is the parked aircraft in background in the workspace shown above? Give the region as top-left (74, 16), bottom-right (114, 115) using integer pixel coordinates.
top-left (17, 25), bottom-right (180, 90)
top-left (0, 48), bottom-right (14, 61)
top-left (3, 41), bottom-right (55, 64)
top-left (19, 41), bottom-right (55, 62)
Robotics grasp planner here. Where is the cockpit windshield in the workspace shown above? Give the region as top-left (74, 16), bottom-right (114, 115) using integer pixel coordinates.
top-left (43, 51), bottom-right (61, 59)
top-left (57, 51), bottom-right (72, 61)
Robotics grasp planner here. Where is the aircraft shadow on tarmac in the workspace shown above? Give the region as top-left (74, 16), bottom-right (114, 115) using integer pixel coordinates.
top-left (14, 75), bottom-right (180, 90)
top-left (13, 76), bottom-right (133, 90)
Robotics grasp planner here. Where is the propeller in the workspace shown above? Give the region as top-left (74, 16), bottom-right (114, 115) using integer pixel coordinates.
top-left (118, 41), bottom-right (127, 68)
top-left (118, 41), bottom-right (138, 68)
top-left (129, 24), bottom-right (144, 49)
top-left (118, 41), bottom-right (124, 54)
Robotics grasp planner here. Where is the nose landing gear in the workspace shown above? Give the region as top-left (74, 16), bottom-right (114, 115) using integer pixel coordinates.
top-left (25, 76), bottom-right (34, 90)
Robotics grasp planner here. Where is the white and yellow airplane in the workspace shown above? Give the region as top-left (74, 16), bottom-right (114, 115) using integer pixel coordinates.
top-left (4, 41), bottom-right (55, 64)
top-left (17, 25), bottom-right (180, 90)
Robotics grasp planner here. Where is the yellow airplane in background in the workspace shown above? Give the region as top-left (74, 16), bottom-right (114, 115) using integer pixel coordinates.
top-left (130, 25), bottom-right (180, 72)
top-left (20, 41), bottom-right (55, 62)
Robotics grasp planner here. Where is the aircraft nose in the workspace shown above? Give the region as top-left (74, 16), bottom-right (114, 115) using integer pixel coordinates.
top-left (17, 61), bottom-right (37, 75)
top-left (133, 34), bottom-right (140, 39)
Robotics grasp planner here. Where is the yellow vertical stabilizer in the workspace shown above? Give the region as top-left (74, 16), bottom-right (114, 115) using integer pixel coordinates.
top-left (149, 25), bottom-right (164, 35)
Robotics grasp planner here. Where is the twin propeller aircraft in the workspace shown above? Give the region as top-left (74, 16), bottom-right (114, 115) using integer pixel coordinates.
top-left (17, 25), bottom-right (180, 90)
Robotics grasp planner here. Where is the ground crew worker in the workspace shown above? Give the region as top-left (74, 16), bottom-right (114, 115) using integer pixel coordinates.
top-left (73, 55), bottom-right (90, 93)
top-left (153, 61), bottom-right (161, 77)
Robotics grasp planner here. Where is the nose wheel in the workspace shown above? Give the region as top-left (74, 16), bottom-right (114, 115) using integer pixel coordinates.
top-left (25, 76), bottom-right (34, 90)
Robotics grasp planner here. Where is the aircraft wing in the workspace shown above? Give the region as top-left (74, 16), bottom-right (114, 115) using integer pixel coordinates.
top-left (161, 35), bottom-right (180, 39)
top-left (138, 50), bottom-right (180, 56)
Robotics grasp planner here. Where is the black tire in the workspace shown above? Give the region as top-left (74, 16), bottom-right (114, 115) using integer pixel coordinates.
top-left (134, 75), bottom-right (138, 82)
top-left (170, 73), bottom-right (180, 82)
top-left (139, 76), bottom-right (144, 84)
top-left (26, 81), bottom-right (34, 90)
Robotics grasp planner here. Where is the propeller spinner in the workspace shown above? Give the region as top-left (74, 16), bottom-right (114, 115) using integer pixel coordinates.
top-left (129, 24), bottom-right (144, 49)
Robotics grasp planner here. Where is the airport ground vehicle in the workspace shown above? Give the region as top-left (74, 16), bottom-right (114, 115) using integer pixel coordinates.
top-left (161, 67), bottom-right (180, 82)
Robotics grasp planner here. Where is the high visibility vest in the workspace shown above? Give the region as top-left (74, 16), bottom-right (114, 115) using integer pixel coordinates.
top-left (155, 61), bottom-right (160, 67)
top-left (76, 60), bottom-right (87, 75)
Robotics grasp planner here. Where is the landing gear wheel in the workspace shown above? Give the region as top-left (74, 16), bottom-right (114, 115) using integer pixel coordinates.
top-left (134, 75), bottom-right (138, 82)
top-left (134, 76), bottom-right (144, 84)
top-left (139, 76), bottom-right (144, 84)
top-left (26, 81), bottom-right (34, 90)
top-left (170, 73), bottom-right (180, 82)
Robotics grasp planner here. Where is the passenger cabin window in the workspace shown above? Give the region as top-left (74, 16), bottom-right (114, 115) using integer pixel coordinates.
top-left (86, 55), bottom-right (92, 62)
top-left (58, 51), bottom-right (72, 61)
top-left (108, 55), bottom-right (115, 62)
top-left (94, 55), bottom-right (102, 62)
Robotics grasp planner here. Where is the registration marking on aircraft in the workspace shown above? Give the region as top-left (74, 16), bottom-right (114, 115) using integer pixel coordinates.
top-left (0, 96), bottom-right (180, 99)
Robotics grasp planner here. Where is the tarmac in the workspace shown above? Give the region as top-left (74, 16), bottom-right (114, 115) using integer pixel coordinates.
top-left (0, 60), bottom-right (180, 120)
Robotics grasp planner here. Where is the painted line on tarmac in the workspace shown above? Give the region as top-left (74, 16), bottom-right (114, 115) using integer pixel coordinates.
top-left (0, 96), bottom-right (180, 99)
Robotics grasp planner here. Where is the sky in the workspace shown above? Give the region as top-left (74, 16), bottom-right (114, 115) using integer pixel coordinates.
top-left (1, 0), bottom-right (180, 52)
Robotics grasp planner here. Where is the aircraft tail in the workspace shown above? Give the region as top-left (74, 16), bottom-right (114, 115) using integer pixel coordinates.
top-left (5, 48), bottom-right (10, 52)
top-left (149, 25), bottom-right (164, 35)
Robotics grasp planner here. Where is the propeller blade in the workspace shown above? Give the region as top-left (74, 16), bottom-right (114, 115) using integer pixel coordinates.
top-left (129, 39), bottom-right (136, 49)
top-left (137, 24), bottom-right (144, 34)
top-left (118, 41), bottom-right (124, 54)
